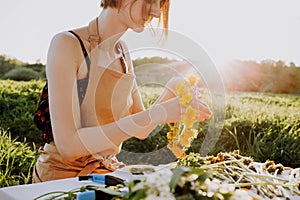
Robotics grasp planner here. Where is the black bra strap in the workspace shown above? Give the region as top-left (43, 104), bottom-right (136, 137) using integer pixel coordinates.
top-left (68, 30), bottom-right (90, 106)
top-left (68, 30), bottom-right (91, 71)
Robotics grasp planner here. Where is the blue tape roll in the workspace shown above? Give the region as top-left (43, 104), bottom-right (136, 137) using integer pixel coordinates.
top-left (77, 190), bottom-right (95, 200)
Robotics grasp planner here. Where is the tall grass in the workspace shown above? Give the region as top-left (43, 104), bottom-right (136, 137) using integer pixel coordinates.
top-left (127, 88), bottom-right (300, 168)
top-left (0, 80), bottom-right (44, 147)
top-left (0, 129), bottom-right (38, 188)
top-left (192, 92), bottom-right (300, 167)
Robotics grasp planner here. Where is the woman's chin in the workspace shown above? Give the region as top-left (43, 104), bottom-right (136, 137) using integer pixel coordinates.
top-left (131, 25), bottom-right (145, 33)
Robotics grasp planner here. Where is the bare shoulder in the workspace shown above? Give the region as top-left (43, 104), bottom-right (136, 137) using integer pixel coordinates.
top-left (49, 31), bottom-right (80, 51)
top-left (47, 31), bottom-right (84, 66)
top-left (46, 31), bottom-right (84, 76)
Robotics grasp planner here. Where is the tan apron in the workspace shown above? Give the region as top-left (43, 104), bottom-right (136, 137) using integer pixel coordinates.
top-left (32, 18), bottom-right (135, 183)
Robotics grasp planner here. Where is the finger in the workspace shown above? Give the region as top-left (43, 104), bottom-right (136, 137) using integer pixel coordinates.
top-left (198, 110), bottom-right (212, 119)
top-left (196, 115), bottom-right (206, 122)
top-left (195, 99), bottom-right (210, 109)
top-left (196, 106), bottom-right (212, 119)
top-left (194, 101), bottom-right (212, 117)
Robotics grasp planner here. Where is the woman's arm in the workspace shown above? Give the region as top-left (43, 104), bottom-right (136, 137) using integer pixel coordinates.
top-left (46, 33), bottom-right (181, 161)
top-left (131, 80), bottom-right (145, 113)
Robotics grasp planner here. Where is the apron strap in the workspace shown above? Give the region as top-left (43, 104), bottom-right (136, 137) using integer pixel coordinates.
top-left (77, 160), bottom-right (101, 176)
top-left (88, 17), bottom-right (101, 52)
top-left (117, 42), bottom-right (129, 74)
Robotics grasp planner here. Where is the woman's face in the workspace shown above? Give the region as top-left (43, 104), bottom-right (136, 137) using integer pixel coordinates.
top-left (120, 0), bottom-right (162, 32)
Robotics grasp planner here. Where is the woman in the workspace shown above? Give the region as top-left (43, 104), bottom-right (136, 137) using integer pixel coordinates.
top-left (33, 0), bottom-right (212, 182)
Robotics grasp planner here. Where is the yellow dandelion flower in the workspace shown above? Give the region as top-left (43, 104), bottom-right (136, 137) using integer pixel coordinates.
top-left (168, 123), bottom-right (177, 134)
top-left (168, 143), bottom-right (186, 158)
top-left (178, 153), bottom-right (187, 159)
top-left (175, 81), bottom-right (188, 97)
top-left (179, 135), bottom-right (190, 147)
top-left (180, 93), bottom-right (193, 106)
top-left (181, 129), bottom-right (197, 139)
top-left (167, 132), bottom-right (173, 142)
top-left (183, 106), bottom-right (197, 128)
top-left (188, 75), bottom-right (199, 86)
top-left (175, 80), bottom-right (194, 106)
top-left (168, 122), bottom-right (175, 130)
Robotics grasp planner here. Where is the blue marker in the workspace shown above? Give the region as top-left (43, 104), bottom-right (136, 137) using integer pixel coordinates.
top-left (79, 174), bottom-right (128, 186)
top-left (77, 174), bottom-right (129, 200)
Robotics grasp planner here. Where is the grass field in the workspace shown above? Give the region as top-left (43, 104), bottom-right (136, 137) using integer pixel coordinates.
top-left (0, 80), bottom-right (299, 187)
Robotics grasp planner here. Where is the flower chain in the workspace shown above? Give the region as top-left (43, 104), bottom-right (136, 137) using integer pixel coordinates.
top-left (167, 75), bottom-right (200, 158)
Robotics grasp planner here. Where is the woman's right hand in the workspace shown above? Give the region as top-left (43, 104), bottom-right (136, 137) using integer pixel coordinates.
top-left (154, 97), bottom-right (184, 123)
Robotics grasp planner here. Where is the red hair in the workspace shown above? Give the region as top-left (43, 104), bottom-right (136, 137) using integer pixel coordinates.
top-left (100, 0), bottom-right (170, 37)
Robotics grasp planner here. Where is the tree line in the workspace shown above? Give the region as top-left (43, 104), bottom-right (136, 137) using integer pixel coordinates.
top-left (0, 55), bottom-right (45, 81)
top-left (219, 59), bottom-right (300, 94)
top-left (1, 54), bottom-right (299, 94)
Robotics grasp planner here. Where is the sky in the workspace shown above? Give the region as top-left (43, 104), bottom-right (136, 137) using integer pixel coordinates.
top-left (0, 0), bottom-right (299, 67)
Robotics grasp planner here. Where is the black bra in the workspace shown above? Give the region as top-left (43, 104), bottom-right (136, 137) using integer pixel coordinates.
top-left (69, 30), bottom-right (91, 105)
